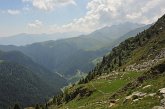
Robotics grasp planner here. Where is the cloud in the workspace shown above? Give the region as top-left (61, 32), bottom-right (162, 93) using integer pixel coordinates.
top-left (28, 20), bottom-right (43, 28)
top-left (50, 0), bottom-right (165, 33)
top-left (7, 9), bottom-right (21, 15)
top-left (22, 0), bottom-right (76, 11)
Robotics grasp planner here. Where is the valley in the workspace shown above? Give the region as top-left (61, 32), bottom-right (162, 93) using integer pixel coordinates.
top-left (0, 23), bottom-right (149, 82)
top-left (0, 1), bottom-right (164, 108)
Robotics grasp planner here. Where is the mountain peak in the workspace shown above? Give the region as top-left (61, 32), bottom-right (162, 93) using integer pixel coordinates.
top-left (90, 22), bottom-right (145, 39)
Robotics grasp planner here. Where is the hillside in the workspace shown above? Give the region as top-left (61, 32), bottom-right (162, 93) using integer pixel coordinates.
top-left (0, 23), bottom-right (147, 82)
top-left (0, 51), bottom-right (67, 108)
top-left (115, 24), bottom-right (152, 45)
top-left (42, 14), bottom-right (165, 109)
top-left (0, 50), bottom-right (67, 89)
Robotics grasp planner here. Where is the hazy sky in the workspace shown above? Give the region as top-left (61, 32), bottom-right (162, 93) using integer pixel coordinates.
top-left (0, 0), bottom-right (165, 37)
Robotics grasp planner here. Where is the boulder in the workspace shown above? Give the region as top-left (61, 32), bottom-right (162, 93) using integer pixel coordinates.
top-left (163, 94), bottom-right (165, 98)
top-left (125, 91), bottom-right (146, 103)
top-left (148, 93), bottom-right (156, 97)
top-left (132, 91), bottom-right (147, 97)
top-left (152, 106), bottom-right (165, 109)
top-left (161, 98), bottom-right (165, 106)
top-left (159, 88), bottom-right (165, 94)
top-left (143, 85), bottom-right (152, 89)
top-left (133, 99), bottom-right (139, 102)
top-left (109, 103), bottom-right (115, 108)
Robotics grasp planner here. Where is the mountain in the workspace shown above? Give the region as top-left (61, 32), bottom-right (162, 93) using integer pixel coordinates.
top-left (44, 14), bottom-right (165, 109)
top-left (90, 22), bottom-right (145, 40)
top-left (115, 24), bottom-right (152, 45)
top-left (0, 50), bottom-right (67, 108)
top-left (0, 22), bottom-right (148, 81)
top-left (0, 32), bottom-right (81, 46)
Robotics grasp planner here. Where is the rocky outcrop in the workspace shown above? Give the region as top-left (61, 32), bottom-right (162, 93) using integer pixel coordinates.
top-left (123, 91), bottom-right (146, 103)
top-left (159, 88), bottom-right (165, 94)
top-left (110, 62), bottom-right (165, 100)
top-left (152, 88), bottom-right (165, 109)
top-left (126, 48), bottom-right (165, 72)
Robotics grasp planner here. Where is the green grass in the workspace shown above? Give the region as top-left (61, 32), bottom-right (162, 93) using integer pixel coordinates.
top-left (123, 31), bottom-right (165, 68)
top-left (112, 96), bottom-right (160, 109)
top-left (112, 74), bottom-right (165, 109)
top-left (49, 71), bottom-right (165, 109)
top-left (50, 71), bottom-right (142, 109)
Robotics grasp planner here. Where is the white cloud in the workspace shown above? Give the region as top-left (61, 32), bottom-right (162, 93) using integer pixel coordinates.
top-left (23, 0), bottom-right (76, 11)
top-left (7, 9), bottom-right (21, 15)
top-left (50, 0), bottom-right (165, 33)
top-left (27, 20), bottom-right (47, 34)
top-left (28, 20), bottom-right (43, 28)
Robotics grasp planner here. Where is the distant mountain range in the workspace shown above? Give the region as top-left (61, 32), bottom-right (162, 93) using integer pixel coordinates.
top-left (0, 22), bottom-right (150, 82)
top-left (0, 32), bottom-right (81, 46)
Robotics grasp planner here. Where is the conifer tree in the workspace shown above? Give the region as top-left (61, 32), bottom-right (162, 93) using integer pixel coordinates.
top-left (13, 104), bottom-right (21, 109)
top-left (35, 104), bottom-right (40, 109)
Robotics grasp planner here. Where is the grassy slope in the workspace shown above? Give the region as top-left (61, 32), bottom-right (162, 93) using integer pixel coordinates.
top-left (125, 30), bottom-right (165, 67)
top-left (49, 71), bottom-right (142, 109)
top-left (112, 62), bottom-right (165, 109)
top-left (112, 74), bottom-right (165, 109)
top-left (48, 60), bottom-right (165, 109)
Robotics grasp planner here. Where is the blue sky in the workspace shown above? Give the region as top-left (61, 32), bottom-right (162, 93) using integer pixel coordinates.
top-left (0, 0), bottom-right (165, 37)
top-left (0, 0), bottom-right (89, 36)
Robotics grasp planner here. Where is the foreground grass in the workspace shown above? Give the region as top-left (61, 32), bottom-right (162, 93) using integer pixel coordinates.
top-left (50, 71), bottom-right (142, 109)
top-left (49, 71), bottom-right (165, 109)
top-left (112, 74), bottom-right (165, 109)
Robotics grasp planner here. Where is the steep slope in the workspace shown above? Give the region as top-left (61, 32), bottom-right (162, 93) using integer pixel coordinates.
top-left (48, 61), bottom-right (165, 109)
top-left (0, 61), bottom-right (52, 108)
top-left (0, 51), bottom-right (67, 108)
top-left (115, 24), bottom-right (151, 45)
top-left (44, 14), bottom-right (165, 109)
top-left (89, 15), bottom-right (165, 77)
top-left (0, 50), bottom-right (67, 89)
top-left (0, 23), bottom-right (146, 80)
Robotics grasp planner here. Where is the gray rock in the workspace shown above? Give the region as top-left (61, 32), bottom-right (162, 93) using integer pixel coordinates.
top-left (159, 88), bottom-right (165, 94)
top-left (152, 106), bottom-right (165, 109)
top-left (163, 94), bottom-right (165, 98)
top-left (148, 93), bottom-right (156, 97)
top-left (161, 99), bottom-right (165, 106)
top-left (133, 99), bottom-right (139, 102)
top-left (125, 91), bottom-right (146, 102)
top-left (143, 85), bottom-right (152, 89)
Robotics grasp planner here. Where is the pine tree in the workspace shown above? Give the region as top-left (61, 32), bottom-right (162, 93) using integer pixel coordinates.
top-left (45, 103), bottom-right (48, 109)
top-left (13, 104), bottom-right (21, 109)
top-left (35, 104), bottom-right (40, 109)
top-left (138, 36), bottom-right (142, 46)
top-left (102, 56), bottom-right (106, 64)
top-left (114, 58), bottom-right (117, 64)
top-left (52, 96), bottom-right (56, 104)
top-left (118, 55), bottom-right (122, 66)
